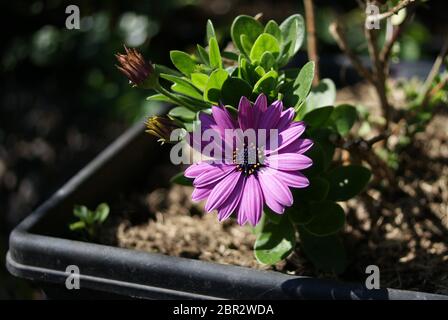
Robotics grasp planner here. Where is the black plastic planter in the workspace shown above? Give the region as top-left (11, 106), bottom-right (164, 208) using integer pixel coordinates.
top-left (6, 123), bottom-right (448, 300)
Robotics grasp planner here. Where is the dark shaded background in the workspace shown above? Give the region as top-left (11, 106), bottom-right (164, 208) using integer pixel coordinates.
top-left (0, 0), bottom-right (446, 299)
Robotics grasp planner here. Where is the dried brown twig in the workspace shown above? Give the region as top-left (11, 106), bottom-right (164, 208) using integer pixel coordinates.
top-left (329, 22), bottom-right (375, 84)
top-left (420, 36), bottom-right (448, 107)
top-left (380, 4), bottom-right (416, 75)
top-left (304, 0), bottom-right (320, 85)
top-left (366, 0), bottom-right (416, 24)
top-left (365, 26), bottom-right (390, 128)
top-left (330, 0), bottom-right (418, 130)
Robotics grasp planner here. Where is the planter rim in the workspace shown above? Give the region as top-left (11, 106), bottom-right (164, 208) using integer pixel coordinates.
top-left (6, 122), bottom-right (448, 300)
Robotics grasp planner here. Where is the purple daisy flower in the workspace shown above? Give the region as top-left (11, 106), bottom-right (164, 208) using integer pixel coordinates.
top-left (185, 94), bottom-right (313, 226)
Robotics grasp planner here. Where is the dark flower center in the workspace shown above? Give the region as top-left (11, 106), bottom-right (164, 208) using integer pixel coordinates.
top-left (233, 142), bottom-right (264, 176)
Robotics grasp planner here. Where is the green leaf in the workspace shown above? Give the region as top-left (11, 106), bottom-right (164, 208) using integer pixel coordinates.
top-left (160, 73), bottom-right (193, 87)
top-left (289, 202), bottom-right (313, 225)
top-left (95, 203), bottom-right (110, 223)
top-left (160, 73), bottom-right (203, 99)
top-left (170, 50), bottom-right (198, 76)
top-left (240, 34), bottom-right (253, 56)
top-left (253, 70), bottom-right (278, 95)
top-left (204, 69), bottom-right (229, 103)
top-left (293, 177), bottom-right (330, 202)
top-left (303, 201), bottom-right (345, 236)
top-left (69, 221), bottom-right (86, 231)
top-left (206, 19), bottom-right (216, 43)
top-left (302, 141), bottom-right (325, 177)
top-left (170, 172), bottom-right (193, 186)
top-left (306, 78), bottom-right (336, 110)
top-left (169, 106), bottom-right (196, 121)
top-left (171, 83), bottom-right (203, 100)
top-left (254, 218), bottom-right (296, 265)
top-left (154, 64), bottom-right (183, 77)
top-left (302, 106), bottom-right (334, 127)
top-left (293, 61), bottom-right (315, 110)
top-left (231, 15), bottom-right (264, 55)
top-left (222, 51), bottom-right (239, 61)
top-left (299, 226), bottom-right (347, 274)
top-left (85, 210), bottom-right (96, 225)
top-left (279, 14), bottom-right (305, 64)
top-left (146, 93), bottom-right (175, 103)
top-left (196, 45), bottom-right (210, 66)
top-left (326, 165), bottom-right (372, 201)
top-left (309, 128), bottom-right (336, 171)
top-left (260, 52), bottom-right (276, 71)
top-left (264, 20), bottom-right (281, 41)
top-left (208, 37), bottom-right (222, 69)
top-left (190, 73), bottom-right (209, 92)
top-left (250, 33), bottom-right (280, 63)
top-left (221, 77), bottom-right (252, 107)
top-left (240, 58), bottom-right (260, 85)
top-left (264, 207), bottom-right (283, 224)
top-left (255, 65), bottom-right (266, 77)
top-left (330, 104), bottom-right (358, 136)
top-left (73, 205), bottom-right (88, 220)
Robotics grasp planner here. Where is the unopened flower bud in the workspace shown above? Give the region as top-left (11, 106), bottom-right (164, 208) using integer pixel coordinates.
top-left (145, 116), bottom-right (181, 144)
top-left (115, 46), bottom-right (158, 89)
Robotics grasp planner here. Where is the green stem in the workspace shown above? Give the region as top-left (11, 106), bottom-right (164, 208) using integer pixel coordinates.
top-left (155, 83), bottom-right (201, 112)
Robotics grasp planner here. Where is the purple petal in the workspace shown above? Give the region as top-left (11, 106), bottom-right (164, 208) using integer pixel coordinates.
top-left (277, 138), bottom-right (314, 155)
top-left (194, 164), bottom-right (235, 187)
top-left (238, 96), bottom-right (254, 130)
top-left (212, 106), bottom-right (236, 131)
top-left (266, 153), bottom-right (313, 171)
top-left (185, 162), bottom-right (214, 178)
top-left (237, 175), bottom-right (263, 226)
top-left (259, 100), bottom-right (282, 130)
top-left (188, 124), bottom-right (222, 153)
top-left (205, 171), bottom-right (243, 212)
top-left (263, 167), bottom-right (310, 188)
top-left (258, 168), bottom-right (293, 211)
top-left (237, 208), bottom-right (248, 225)
top-left (266, 121), bottom-right (306, 155)
top-left (217, 177), bottom-right (245, 221)
top-left (277, 108), bottom-right (295, 131)
top-left (192, 187), bottom-right (213, 201)
top-left (271, 100), bottom-right (284, 109)
top-left (254, 94), bottom-right (267, 113)
top-left (199, 112), bottom-right (216, 131)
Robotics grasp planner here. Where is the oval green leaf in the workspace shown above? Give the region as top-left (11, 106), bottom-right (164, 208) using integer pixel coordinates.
top-left (191, 73), bottom-right (209, 91)
top-left (170, 50), bottom-right (198, 76)
top-left (253, 70), bottom-right (278, 95)
top-left (231, 15), bottom-right (264, 55)
top-left (206, 19), bottom-right (216, 43)
top-left (299, 226), bottom-right (347, 274)
top-left (303, 201), bottom-right (345, 236)
top-left (208, 37), bottom-right (222, 69)
top-left (264, 20), bottom-right (281, 40)
top-left (169, 106), bottom-right (196, 121)
top-left (250, 33), bottom-right (280, 63)
top-left (221, 77), bottom-right (252, 107)
top-left (293, 61), bottom-right (315, 110)
top-left (330, 104), bottom-right (358, 136)
top-left (279, 14), bottom-right (305, 64)
top-left (171, 172), bottom-right (193, 186)
top-left (204, 69), bottom-right (229, 103)
top-left (254, 218), bottom-right (296, 265)
top-left (302, 106), bottom-right (334, 128)
top-left (326, 165), bottom-right (372, 201)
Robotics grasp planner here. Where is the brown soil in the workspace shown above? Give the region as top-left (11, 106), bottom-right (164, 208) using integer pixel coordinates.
top-left (114, 185), bottom-right (265, 270)
top-left (103, 83), bottom-right (448, 294)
